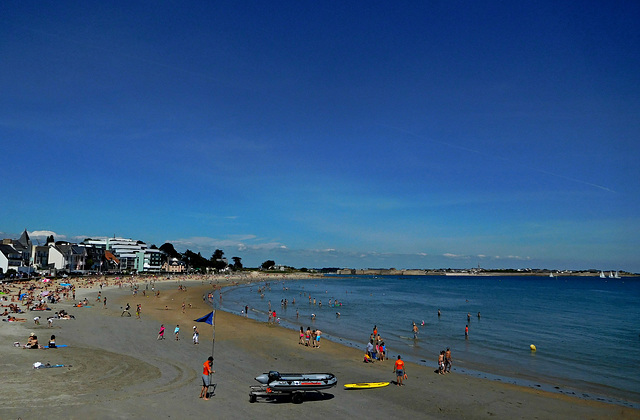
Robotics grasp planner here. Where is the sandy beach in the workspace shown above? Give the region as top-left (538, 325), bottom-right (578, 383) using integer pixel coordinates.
top-left (1, 275), bottom-right (638, 419)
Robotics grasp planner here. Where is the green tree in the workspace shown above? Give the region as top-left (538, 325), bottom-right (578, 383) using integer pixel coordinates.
top-left (261, 260), bottom-right (275, 270)
top-left (209, 249), bottom-right (227, 271)
top-left (183, 250), bottom-right (209, 270)
top-left (232, 257), bottom-right (243, 270)
top-left (212, 249), bottom-right (224, 260)
top-left (160, 243), bottom-right (181, 259)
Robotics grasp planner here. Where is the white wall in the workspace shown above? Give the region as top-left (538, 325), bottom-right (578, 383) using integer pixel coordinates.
top-left (47, 246), bottom-right (65, 270)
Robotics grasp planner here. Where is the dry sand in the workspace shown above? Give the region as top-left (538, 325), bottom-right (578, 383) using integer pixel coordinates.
top-left (1, 276), bottom-right (638, 419)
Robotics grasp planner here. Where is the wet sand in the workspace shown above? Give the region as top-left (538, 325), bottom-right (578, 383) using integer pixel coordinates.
top-left (1, 276), bottom-right (638, 419)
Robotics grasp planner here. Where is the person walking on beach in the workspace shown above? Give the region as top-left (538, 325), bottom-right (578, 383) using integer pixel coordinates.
top-left (157, 324), bottom-right (165, 340)
top-left (394, 355), bottom-right (406, 386)
top-left (174, 324), bottom-right (180, 340)
top-left (445, 347), bottom-right (452, 373)
top-left (121, 303), bottom-right (131, 317)
top-left (438, 350), bottom-right (445, 374)
top-left (103, 296), bottom-right (107, 309)
top-left (412, 322), bottom-right (419, 339)
top-left (299, 326), bottom-right (305, 345)
top-left (200, 356), bottom-right (215, 400)
top-left (136, 304), bottom-right (141, 319)
top-left (193, 326), bottom-right (199, 345)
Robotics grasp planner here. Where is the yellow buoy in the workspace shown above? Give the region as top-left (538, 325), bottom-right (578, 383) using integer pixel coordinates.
top-left (530, 344), bottom-right (537, 351)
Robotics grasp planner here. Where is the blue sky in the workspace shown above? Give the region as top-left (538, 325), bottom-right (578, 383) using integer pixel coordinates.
top-left (2, 1), bottom-right (639, 271)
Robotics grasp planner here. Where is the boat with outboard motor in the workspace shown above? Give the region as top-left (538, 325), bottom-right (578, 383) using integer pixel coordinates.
top-left (249, 371), bottom-right (337, 403)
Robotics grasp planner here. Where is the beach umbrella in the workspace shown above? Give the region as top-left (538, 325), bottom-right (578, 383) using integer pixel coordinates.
top-left (194, 310), bottom-right (217, 366)
top-left (41, 291), bottom-right (49, 296)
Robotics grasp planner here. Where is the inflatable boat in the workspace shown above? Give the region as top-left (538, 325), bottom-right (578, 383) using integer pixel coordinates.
top-left (250, 371), bottom-right (337, 403)
top-left (254, 371), bottom-right (337, 391)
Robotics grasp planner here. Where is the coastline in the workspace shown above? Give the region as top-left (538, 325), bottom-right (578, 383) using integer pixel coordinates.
top-left (1, 274), bottom-right (638, 419)
top-left (219, 275), bottom-right (640, 408)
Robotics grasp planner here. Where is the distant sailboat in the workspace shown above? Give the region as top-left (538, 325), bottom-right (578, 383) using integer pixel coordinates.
top-left (600, 271), bottom-right (606, 278)
top-left (609, 271), bottom-right (615, 278)
top-left (614, 271), bottom-right (621, 279)
top-left (549, 272), bottom-right (554, 278)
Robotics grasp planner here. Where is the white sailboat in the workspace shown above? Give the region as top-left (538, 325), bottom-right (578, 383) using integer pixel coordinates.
top-left (609, 271), bottom-right (615, 278)
top-left (614, 271), bottom-right (621, 279)
top-left (600, 271), bottom-right (606, 278)
top-left (549, 272), bottom-right (554, 278)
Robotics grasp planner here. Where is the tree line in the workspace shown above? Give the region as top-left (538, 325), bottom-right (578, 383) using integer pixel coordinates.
top-left (159, 243), bottom-right (276, 271)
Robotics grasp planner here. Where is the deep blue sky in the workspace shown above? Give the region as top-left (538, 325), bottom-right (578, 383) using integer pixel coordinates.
top-left (2, 1), bottom-right (639, 271)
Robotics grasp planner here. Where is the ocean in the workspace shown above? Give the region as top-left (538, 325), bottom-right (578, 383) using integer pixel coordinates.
top-left (217, 275), bottom-right (640, 407)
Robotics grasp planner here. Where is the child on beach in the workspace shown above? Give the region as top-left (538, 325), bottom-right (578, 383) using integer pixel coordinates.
top-left (157, 324), bottom-right (165, 340)
top-left (174, 324), bottom-right (180, 340)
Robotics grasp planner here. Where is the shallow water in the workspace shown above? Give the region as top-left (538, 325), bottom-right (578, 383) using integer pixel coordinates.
top-left (218, 275), bottom-right (640, 407)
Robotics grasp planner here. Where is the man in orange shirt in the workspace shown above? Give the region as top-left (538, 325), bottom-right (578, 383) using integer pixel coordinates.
top-left (200, 356), bottom-right (215, 400)
top-left (394, 355), bottom-right (406, 386)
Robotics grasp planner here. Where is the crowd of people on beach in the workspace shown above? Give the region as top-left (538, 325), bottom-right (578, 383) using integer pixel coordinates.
top-left (359, 319), bottom-right (456, 382)
top-left (363, 325), bottom-right (386, 363)
top-left (298, 326), bottom-right (322, 348)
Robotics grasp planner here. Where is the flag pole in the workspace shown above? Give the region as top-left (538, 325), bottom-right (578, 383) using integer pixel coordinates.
top-left (211, 309), bottom-right (216, 366)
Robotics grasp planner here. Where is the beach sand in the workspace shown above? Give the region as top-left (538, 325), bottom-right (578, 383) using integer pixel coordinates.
top-left (1, 276), bottom-right (637, 419)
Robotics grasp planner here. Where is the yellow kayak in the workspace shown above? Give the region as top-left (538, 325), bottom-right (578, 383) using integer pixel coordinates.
top-left (344, 382), bottom-right (390, 389)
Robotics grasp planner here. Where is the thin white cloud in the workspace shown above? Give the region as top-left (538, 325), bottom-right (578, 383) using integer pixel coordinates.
top-left (443, 253), bottom-right (467, 258)
top-left (29, 230), bottom-right (63, 238)
top-left (168, 236), bottom-right (287, 252)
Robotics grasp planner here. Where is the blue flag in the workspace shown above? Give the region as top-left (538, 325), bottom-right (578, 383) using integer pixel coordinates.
top-left (194, 311), bottom-right (214, 325)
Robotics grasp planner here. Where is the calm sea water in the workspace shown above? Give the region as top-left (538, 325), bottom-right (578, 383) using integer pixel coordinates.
top-left (218, 275), bottom-right (640, 406)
